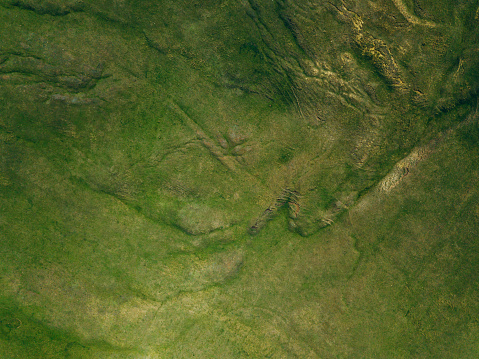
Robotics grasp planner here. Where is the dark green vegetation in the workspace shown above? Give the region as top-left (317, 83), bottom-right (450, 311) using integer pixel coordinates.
top-left (1, 0), bottom-right (479, 357)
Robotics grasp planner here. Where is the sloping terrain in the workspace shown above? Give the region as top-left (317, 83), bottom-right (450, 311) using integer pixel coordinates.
top-left (1, 0), bottom-right (478, 357)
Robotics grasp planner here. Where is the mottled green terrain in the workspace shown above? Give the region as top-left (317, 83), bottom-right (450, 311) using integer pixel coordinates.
top-left (1, 0), bottom-right (479, 357)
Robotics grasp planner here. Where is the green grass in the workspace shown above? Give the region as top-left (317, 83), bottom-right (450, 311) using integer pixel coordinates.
top-left (1, 0), bottom-right (479, 357)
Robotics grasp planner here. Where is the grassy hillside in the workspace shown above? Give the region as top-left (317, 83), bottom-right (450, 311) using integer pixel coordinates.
top-left (1, 0), bottom-right (478, 357)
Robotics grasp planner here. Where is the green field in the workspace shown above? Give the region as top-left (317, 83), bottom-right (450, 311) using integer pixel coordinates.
top-left (1, 0), bottom-right (479, 357)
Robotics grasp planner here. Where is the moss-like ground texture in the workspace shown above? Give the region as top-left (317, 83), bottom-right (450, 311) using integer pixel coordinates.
top-left (1, 0), bottom-right (479, 357)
